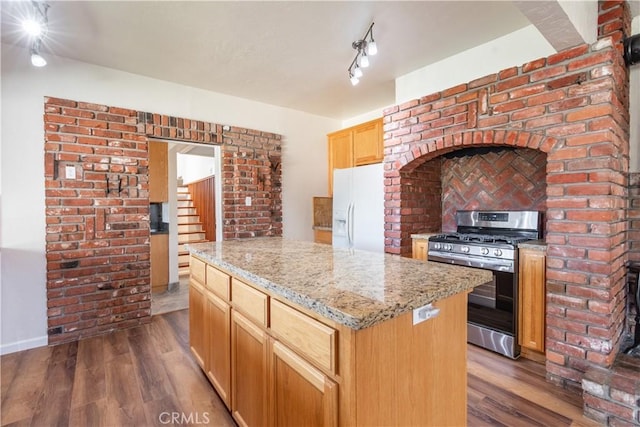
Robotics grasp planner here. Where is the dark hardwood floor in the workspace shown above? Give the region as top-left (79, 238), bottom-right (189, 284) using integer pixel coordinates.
top-left (1, 309), bottom-right (600, 426)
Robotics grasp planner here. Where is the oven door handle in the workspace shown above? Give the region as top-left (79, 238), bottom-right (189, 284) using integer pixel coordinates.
top-left (428, 252), bottom-right (514, 273)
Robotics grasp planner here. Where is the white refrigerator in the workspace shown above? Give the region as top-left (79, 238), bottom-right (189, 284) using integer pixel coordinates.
top-left (332, 163), bottom-right (385, 253)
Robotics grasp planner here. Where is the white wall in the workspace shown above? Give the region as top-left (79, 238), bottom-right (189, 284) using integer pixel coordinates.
top-left (395, 25), bottom-right (556, 105)
top-left (177, 152), bottom-right (214, 185)
top-left (0, 43), bottom-right (338, 354)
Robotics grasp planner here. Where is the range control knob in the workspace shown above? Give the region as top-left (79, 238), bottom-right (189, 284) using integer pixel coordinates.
top-left (461, 246), bottom-right (470, 253)
top-left (434, 243), bottom-right (442, 250)
top-left (481, 247), bottom-right (489, 255)
top-left (446, 244), bottom-right (454, 251)
top-left (494, 249), bottom-right (503, 257)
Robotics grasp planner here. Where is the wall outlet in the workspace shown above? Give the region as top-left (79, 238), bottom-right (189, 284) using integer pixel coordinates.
top-left (65, 165), bottom-right (76, 179)
top-left (245, 196), bottom-right (252, 206)
top-left (412, 303), bottom-right (440, 325)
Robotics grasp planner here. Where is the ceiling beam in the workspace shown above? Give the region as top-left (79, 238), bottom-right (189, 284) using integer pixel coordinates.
top-left (513, 0), bottom-right (597, 52)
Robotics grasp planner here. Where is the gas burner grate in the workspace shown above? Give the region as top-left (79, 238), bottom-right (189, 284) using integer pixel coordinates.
top-left (431, 232), bottom-right (532, 246)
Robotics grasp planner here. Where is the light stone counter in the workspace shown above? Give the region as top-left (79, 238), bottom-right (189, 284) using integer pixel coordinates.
top-left (518, 239), bottom-right (547, 251)
top-left (188, 237), bottom-right (492, 330)
top-left (411, 232), bottom-right (440, 240)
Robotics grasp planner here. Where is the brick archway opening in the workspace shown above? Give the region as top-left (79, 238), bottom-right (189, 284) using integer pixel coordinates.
top-left (385, 130), bottom-right (554, 256)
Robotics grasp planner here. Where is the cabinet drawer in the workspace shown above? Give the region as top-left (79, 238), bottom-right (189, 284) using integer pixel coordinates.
top-left (206, 265), bottom-right (230, 301)
top-left (270, 299), bottom-right (336, 373)
top-left (231, 278), bottom-right (268, 327)
top-left (190, 256), bottom-right (206, 285)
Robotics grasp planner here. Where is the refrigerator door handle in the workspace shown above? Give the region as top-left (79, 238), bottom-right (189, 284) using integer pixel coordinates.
top-left (347, 202), bottom-right (354, 247)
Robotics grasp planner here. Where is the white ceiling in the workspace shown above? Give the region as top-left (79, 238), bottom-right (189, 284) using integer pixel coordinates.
top-left (1, 1), bottom-right (637, 120)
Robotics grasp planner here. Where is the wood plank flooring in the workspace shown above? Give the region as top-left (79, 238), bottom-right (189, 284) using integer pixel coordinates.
top-left (2, 309), bottom-right (601, 427)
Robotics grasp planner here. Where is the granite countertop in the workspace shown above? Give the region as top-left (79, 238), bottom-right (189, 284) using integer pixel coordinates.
top-left (518, 239), bottom-right (547, 250)
top-left (187, 237), bottom-right (491, 330)
top-left (411, 232), bottom-right (440, 239)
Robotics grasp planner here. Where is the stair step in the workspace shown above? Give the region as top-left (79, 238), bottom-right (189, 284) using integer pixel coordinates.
top-left (178, 220), bottom-right (203, 226)
top-left (177, 200), bottom-right (194, 208)
top-left (177, 207), bottom-right (197, 215)
top-left (179, 234), bottom-right (207, 244)
top-left (175, 186), bottom-right (211, 276)
top-left (179, 239), bottom-right (208, 246)
top-left (178, 223), bottom-right (204, 233)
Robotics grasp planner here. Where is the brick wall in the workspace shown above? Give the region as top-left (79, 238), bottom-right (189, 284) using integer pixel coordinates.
top-left (441, 148), bottom-right (547, 231)
top-left (44, 98), bottom-right (282, 344)
top-left (220, 127), bottom-right (282, 239)
top-left (383, 5), bottom-right (631, 403)
top-left (137, 116), bottom-right (283, 239)
top-left (44, 98), bottom-right (151, 345)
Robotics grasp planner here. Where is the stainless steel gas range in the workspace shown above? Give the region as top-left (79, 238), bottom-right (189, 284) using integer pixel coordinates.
top-left (428, 210), bottom-right (542, 359)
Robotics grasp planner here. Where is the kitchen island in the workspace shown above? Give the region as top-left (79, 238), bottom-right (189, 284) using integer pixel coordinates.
top-left (187, 237), bottom-right (492, 427)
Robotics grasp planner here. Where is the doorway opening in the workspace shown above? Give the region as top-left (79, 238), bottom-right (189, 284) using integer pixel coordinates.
top-left (151, 141), bottom-right (222, 316)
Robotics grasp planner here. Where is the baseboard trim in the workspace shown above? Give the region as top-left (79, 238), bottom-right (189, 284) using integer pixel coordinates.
top-left (1, 335), bottom-right (48, 355)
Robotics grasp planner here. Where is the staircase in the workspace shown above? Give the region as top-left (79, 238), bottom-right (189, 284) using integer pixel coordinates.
top-left (177, 186), bottom-right (208, 276)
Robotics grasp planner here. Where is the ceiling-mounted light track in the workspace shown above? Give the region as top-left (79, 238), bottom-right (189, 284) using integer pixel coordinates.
top-left (347, 22), bottom-right (377, 85)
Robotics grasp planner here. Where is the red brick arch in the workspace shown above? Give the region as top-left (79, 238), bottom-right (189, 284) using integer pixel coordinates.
top-left (383, 130), bottom-right (556, 256)
top-left (395, 130), bottom-right (557, 173)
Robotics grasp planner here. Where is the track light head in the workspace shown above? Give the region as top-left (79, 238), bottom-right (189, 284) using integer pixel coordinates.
top-left (366, 40), bottom-right (377, 56)
top-left (30, 38), bottom-right (46, 67)
top-left (347, 22), bottom-right (377, 85)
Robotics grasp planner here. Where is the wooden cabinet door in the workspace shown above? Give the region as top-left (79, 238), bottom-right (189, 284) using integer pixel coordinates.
top-left (313, 229), bottom-right (332, 245)
top-left (353, 118), bottom-right (383, 166)
top-left (412, 239), bottom-right (428, 261)
top-left (518, 249), bottom-right (546, 352)
top-left (206, 290), bottom-right (231, 410)
top-left (327, 130), bottom-right (353, 196)
top-left (231, 311), bottom-right (268, 427)
top-left (189, 280), bottom-right (206, 368)
top-left (150, 234), bottom-right (169, 293)
top-left (271, 341), bottom-right (338, 427)
top-left (149, 141), bottom-right (168, 202)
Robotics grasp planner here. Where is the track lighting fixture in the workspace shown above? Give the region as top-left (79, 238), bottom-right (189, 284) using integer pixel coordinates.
top-left (347, 22), bottom-right (377, 85)
top-left (30, 38), bottom-right (47, 67)
top-left (21, 1), bottom-right (50, 67)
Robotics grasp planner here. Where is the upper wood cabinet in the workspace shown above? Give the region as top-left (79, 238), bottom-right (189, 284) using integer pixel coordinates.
top-left (149, 141), bottom-right (168, 202)
top-left (518, 247), bottom-right (546, 353)
top-left (327, 118), bottom-right (383, 195)
top-left (353, 119), bottom-right (383, 165)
